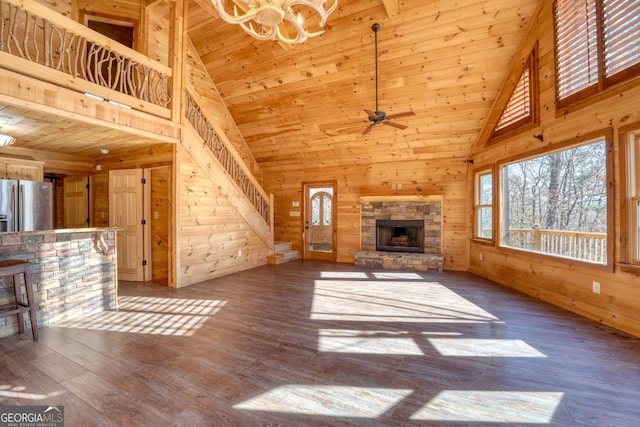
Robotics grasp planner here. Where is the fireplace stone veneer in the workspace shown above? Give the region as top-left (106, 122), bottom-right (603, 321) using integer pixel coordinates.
top-left (355, 196), bottom-right (444, 272)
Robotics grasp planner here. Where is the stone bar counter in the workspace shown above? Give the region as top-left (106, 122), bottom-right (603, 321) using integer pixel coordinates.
top-left (0, 228), bottom-right (119, 338)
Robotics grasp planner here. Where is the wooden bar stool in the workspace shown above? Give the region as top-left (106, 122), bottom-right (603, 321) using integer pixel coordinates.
top-left (0, 260), bottom-right (39, 340)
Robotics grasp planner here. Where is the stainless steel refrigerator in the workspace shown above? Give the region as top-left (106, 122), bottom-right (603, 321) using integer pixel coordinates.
top-left (0, 179), bottom-right (53, 232)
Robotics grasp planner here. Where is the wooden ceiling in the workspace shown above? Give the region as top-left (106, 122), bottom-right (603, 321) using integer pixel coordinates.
top-left (187, 0), bottom-right (541, 171)
top-left (0, 103), bottom-right (162, 161)
top-left (0, 0), bottom-right (540, 174)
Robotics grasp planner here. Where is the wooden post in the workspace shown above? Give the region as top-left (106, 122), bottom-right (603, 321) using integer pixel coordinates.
top-left (533, 224), bottom-right (542, 251)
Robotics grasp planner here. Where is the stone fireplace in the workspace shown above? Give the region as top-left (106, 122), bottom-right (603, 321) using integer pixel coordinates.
top-left (355, 196), bottom-right (444, 272)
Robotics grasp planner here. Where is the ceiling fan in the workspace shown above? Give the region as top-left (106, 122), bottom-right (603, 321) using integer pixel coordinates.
top-left (362, 23), bottom-right (415, 135)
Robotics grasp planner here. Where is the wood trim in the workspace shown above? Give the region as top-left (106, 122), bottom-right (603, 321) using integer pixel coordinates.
top-left (488, 42), bottom-right (540, 143)
top-left (169, 0), bottom-right (186, 123)
top-left (359, 195), bottom-right (441, 203)
top-left (494, 128), bottom-right (614, 271)
top-left (0, 52), bottom-right (172, 120)
top-left (618, 121), bottom-right (640, 266)
top-left (472, 0), bottom-right (545, 155)
top-left (303, 181), bottom-right (337, 261)
top-left (471, 165), bottom-right (496, 243)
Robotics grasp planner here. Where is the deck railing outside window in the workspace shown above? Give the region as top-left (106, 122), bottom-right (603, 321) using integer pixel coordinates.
top-left (507, 227), bottom-right (607, 264)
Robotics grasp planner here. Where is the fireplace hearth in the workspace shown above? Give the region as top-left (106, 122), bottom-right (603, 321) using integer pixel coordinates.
top-left (376, 219), bottom-right (424, 253)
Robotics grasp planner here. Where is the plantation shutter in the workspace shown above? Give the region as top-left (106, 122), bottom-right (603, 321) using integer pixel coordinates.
top-left (602, 0), bottom-right (640, 83)
top-left (554, 0), bottom-right (599, 100)
top-left (495, 66), bottom-right (531, 131)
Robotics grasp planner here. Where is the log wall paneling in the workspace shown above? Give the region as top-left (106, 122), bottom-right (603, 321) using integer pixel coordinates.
top-left (76, 0), bottom-right (142, 24)
top-left (469, 0), bottom-right (640, 337)
top-left (184, 39), bottom-right (263, 184)
top-left (262, 159), bottom-right (469, 271)
top-left (92, 144), bottom-right (174, 228)
top-left (175, 135), bottom-right (269, 288)
top-left (144, 2), bottom-right (171, 67)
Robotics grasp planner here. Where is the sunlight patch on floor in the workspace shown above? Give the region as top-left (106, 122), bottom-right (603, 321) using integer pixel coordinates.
top-left (311, 280), bottom-right (498, 323)
top-left (428, 339), bottom-right (547, 357)
top-left (54, 296), bottom-right (226, 336)
top-left (372, 272), bottom-right (423, 280)
top-left (320, 272), bottom-right (369, 279)
top-left (0, 384), bottom-right (66, 400)
top-left (318, 329), bottom-right (424, 355)
top-left (233, 385), bottom-right (413, 417)
top-left (410, 391), bottom-right (563, 423)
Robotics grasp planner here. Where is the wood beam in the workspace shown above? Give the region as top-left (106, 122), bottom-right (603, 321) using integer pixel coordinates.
top-left (381, 0), bottom-right (400, 17)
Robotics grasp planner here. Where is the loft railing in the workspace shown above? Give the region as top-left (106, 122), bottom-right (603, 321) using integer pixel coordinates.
top-left (0, 0), bottom-right (172, 118)
top-left (184, 90), bottom-right (271, 225)
top-left (506, 227), bottom-right (607, 264)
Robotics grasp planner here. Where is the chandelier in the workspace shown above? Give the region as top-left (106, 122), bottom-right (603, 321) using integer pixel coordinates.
top-left (0, 134), bottom-right (15, 148)
top-left (212, 0), bottom-right (338, 44)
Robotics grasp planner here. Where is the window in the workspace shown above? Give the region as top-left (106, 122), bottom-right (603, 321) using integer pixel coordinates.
top-left (491, 47), bottom-right (538, 139)
top-left (500, 136), bottom-right (610, 265)
top-left (310, 189), bottom-right (332, 226)
top-left (554, 0), bottom-right (640, 109)
top-left (621, 127), bottom-right (640, 264)
top-left (474, 170), bottom-right (493, 240)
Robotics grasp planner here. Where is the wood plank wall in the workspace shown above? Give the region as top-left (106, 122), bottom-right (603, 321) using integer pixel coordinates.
top-left (470, 0), bottom-right (640, 337)
top-left (262, 159), bottom-right (469, 270)
top-left (92, 144), bottom-right (173, 226)
top-left (175, 137), bottom-right (270, 287)
top-left (184, 39), bottom-right (264, 184)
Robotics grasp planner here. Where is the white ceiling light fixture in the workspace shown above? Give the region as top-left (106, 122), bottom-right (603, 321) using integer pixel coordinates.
top-left (212, 0), bottom-right (338, 44)
top-left (0, 134), bottom-right (16, 148)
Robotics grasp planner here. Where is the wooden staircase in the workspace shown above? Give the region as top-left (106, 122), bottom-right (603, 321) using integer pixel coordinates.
top-left (267, 241), bottom-right (299, 265)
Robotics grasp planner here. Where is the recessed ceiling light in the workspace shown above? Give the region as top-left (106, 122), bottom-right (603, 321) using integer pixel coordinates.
top-left (100, 148), bottom-right (109, 154)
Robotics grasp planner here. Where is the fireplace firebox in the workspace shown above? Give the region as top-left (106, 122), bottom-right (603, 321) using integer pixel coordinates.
top-left (376, 219), bottom-right (424, 253)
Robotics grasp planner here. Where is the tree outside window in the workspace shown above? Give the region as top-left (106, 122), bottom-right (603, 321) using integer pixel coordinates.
top-left (500, 138), bottom-right (609, 264)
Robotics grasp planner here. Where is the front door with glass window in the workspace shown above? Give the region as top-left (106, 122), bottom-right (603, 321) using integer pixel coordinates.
top-left (303, 182), bottom-right (336, 261)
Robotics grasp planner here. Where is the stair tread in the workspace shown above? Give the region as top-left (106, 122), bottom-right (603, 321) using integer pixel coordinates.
top-left (274, 241), bottom-right (293, 253)
top-left (280, 250), bottom-right (298, 260)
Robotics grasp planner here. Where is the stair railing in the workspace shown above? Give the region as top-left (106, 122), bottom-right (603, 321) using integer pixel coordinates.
top-left (0, 0), bottom-right (172, 118)
top-left (183, 89), bottom-right (271, 226)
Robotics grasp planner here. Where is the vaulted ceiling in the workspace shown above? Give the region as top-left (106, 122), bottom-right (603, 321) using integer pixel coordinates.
top-left (0, 0), bottom-right (540, 172)
top-left (187, 0), bottom-right (540, 171)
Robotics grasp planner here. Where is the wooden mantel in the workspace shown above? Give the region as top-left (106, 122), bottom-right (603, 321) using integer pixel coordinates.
top-left (359, 195), bottom-right (442, 204)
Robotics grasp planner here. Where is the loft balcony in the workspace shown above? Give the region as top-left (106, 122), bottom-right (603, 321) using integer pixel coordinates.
top-left (0, 0), bottom-right (180, 159)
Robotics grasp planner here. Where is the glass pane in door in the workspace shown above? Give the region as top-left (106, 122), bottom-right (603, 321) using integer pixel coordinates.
top-left (309, 187), bottom-right (333, 252)
top-left (304, 183), bottom-right (336, 260)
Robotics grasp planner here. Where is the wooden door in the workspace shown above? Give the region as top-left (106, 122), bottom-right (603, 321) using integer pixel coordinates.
top-left (63, 176), bottom-right (89, 228)
top-left (109, 169), bottom-right (144, 281)
top-left (303, 182), bottom-right (337, 261)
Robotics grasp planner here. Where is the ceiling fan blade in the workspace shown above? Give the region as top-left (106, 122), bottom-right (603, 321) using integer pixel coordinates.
top-left (362, 123), bottom-right (376, 135)
top-left (385, 111), bottom-right (415, 120)
top-left (364, 109), bottom-right (378, 120)
top-left (384, 121), bottom-right (408, 130)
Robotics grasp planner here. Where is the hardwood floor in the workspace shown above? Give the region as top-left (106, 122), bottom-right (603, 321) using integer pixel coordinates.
top-left (1, 260), bottom-right (639, 426)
